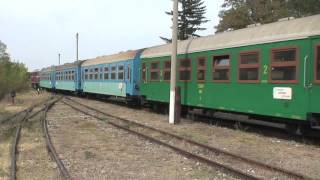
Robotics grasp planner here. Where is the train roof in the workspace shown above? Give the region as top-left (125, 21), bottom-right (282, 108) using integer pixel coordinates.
top-left (40, 66), bottom-right (55, 73)
top-left (141, 14), bottom-right (320, 58)
top-left (82, 50), bottom-right (138, 67)
top-left (55, 61), bottom-right (83, 71)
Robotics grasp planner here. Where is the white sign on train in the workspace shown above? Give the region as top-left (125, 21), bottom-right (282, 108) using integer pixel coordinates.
top-left (273, 87), bottom-right (292, 100)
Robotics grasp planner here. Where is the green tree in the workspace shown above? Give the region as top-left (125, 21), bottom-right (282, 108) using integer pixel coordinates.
top-left (0, 41), bottom-right (29, 99)
top-left (161, 0), bottom-right (209, 43)
top-left (0, 40), bottom-right (9, 60)
top-left (216, 0), bottom-right (320, 33)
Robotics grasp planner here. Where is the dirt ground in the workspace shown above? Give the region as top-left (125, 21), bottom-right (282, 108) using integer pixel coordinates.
top-left (0, 90), bottom-right (51, 120)
top-left (16, 111), bottom-right (62, 180)
top-left (1, 90), bottom-right (319, 179)
top-left (0, 90), bottom-right (52, 180)
top-left (47, 101), bottom-right (234, 179)
top-left (71, 96), bottom-right (320, 179)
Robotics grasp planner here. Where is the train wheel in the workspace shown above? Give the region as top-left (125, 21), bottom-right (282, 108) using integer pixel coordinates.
top-left (285, 124), bottom-right (307, 136)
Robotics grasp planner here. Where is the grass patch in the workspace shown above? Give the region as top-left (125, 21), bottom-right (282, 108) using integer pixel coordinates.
top-left (77, 122), bottom-right (96, 130)
top-left (0, 168), bottom-right (8, 177)
top-left (84, 151), bottom-right (96, 160)
top-left (1, 127), bottom-right (16, 142)
top-left (178, 131), bottom-right (209, 144)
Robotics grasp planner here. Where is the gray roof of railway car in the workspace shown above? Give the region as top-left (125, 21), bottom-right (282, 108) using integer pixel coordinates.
top-left (40, 66), bottom-right (55, 73)
top-left (141, 14), bottom-right (320, 58)
top-left (55, 61), bottom-right (83, 71)
top-left (82, 50), bottom-right (138, 67)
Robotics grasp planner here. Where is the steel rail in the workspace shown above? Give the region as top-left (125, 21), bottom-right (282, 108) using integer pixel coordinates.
top-left (42, 98), bottom-right (72, 180)
top-left (64, 97), bottom-right (310, 180)
top-left (10, 96), bottom-right (61, 180)
top-left (62, 100), bottom-right (259, 180)
top-left (10, 108), bottom-right (33, 180)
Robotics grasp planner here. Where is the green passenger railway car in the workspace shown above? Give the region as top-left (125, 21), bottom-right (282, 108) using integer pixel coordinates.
top-left (140, 15), bottom-right (320, 132)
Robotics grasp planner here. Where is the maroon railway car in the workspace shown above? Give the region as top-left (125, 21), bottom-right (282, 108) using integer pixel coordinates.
top-left (30, 70), bottom-right (40, 89)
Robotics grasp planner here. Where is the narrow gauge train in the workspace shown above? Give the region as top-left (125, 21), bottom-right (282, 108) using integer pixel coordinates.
top-left (40, 14), bottom-right (320, 134)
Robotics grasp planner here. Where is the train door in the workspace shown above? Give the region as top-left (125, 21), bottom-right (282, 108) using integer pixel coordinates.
top-left (196, 57), bottom-right (207, 105)
top-left (309, 40), bottom-right (320, 126)
top-left (125, 61), bottom-right (134, 95)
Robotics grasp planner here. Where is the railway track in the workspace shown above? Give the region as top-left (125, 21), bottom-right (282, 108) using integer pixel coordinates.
top-left (63, 97), bottom-right (311, 180)
top-left (8, 96), bottom-right (69, 180)
top-left (10, 108), bottom-right (33, 180)
top-left (42, 98), bottom-right (72, 180)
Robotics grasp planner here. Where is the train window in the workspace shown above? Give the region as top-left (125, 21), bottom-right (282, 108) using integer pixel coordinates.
top-left (179, 59), bottom-right (191, 81)
top-left (270, 47), bottom-right (298, 83)
top-left (111, 66), bottom-right (116, 80)
top-left (72, 71), bottom-right (75, 81)
top-left (89, 69), bottom-right (93, 80)
top-left (213, 55), bottom-right (230, 82)
top-left (127, 65), bottom-right (131, 82)
top-left (85, 69), bottom-right (88, 80)
top-left (164, 61), bottom-right (171, 81)
top-left (197, 58), bottom-right (206, 82)
top-left (238, 51), bottom-right (260, 83)
top-left (316, 46), bottom-right (320, 82)
top-left (150, 62), bottom-right (160, 81)
top-left (94, 68), bottom-right (99, 80)
top-left (118, 65), bottom-right (124, 80)
top-left (104, 67), bottom-right (109, 80)
top-left (99, 68), bottom-right (103, 80)
top-left (142, 63), bottom-right (146, 82)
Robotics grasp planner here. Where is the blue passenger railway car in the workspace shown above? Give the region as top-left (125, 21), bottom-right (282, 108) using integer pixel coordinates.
top-left (40, 66), bottom-right (55, 90)
top-left (55, 61), bottom-right (84, 92)
top-left (81, 50), bottom-right (143, 100)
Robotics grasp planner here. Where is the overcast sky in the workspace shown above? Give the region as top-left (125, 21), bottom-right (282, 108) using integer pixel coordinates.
top-left (0, 0), bottom-right (224, 71)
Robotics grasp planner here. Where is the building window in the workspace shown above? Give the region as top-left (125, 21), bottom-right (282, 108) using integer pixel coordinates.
top-left (270, 47), bottom-right (298, 83)
top-left (239, 51), bottom-right (260, 83)
top-left (179, 59), bottom-right (191, 81)
top-left (142, 63), bottom-right (146, 82)
top-left (197, 58), bottom-right (206, 82)
top-left (163, 61), bottom-right (171, 81)
top-left (104, 67), bottom-right (109, 80)
top-left (150, 62), bottom-right (160, 81)
top-left (213, 55), bottom-right (230, 82)
top-left (316, 45), bottom-right (320, 82)
top-left (111, 66), bottom-right (116, 80)
top-left (118, 65), bottom-right (124, 80)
